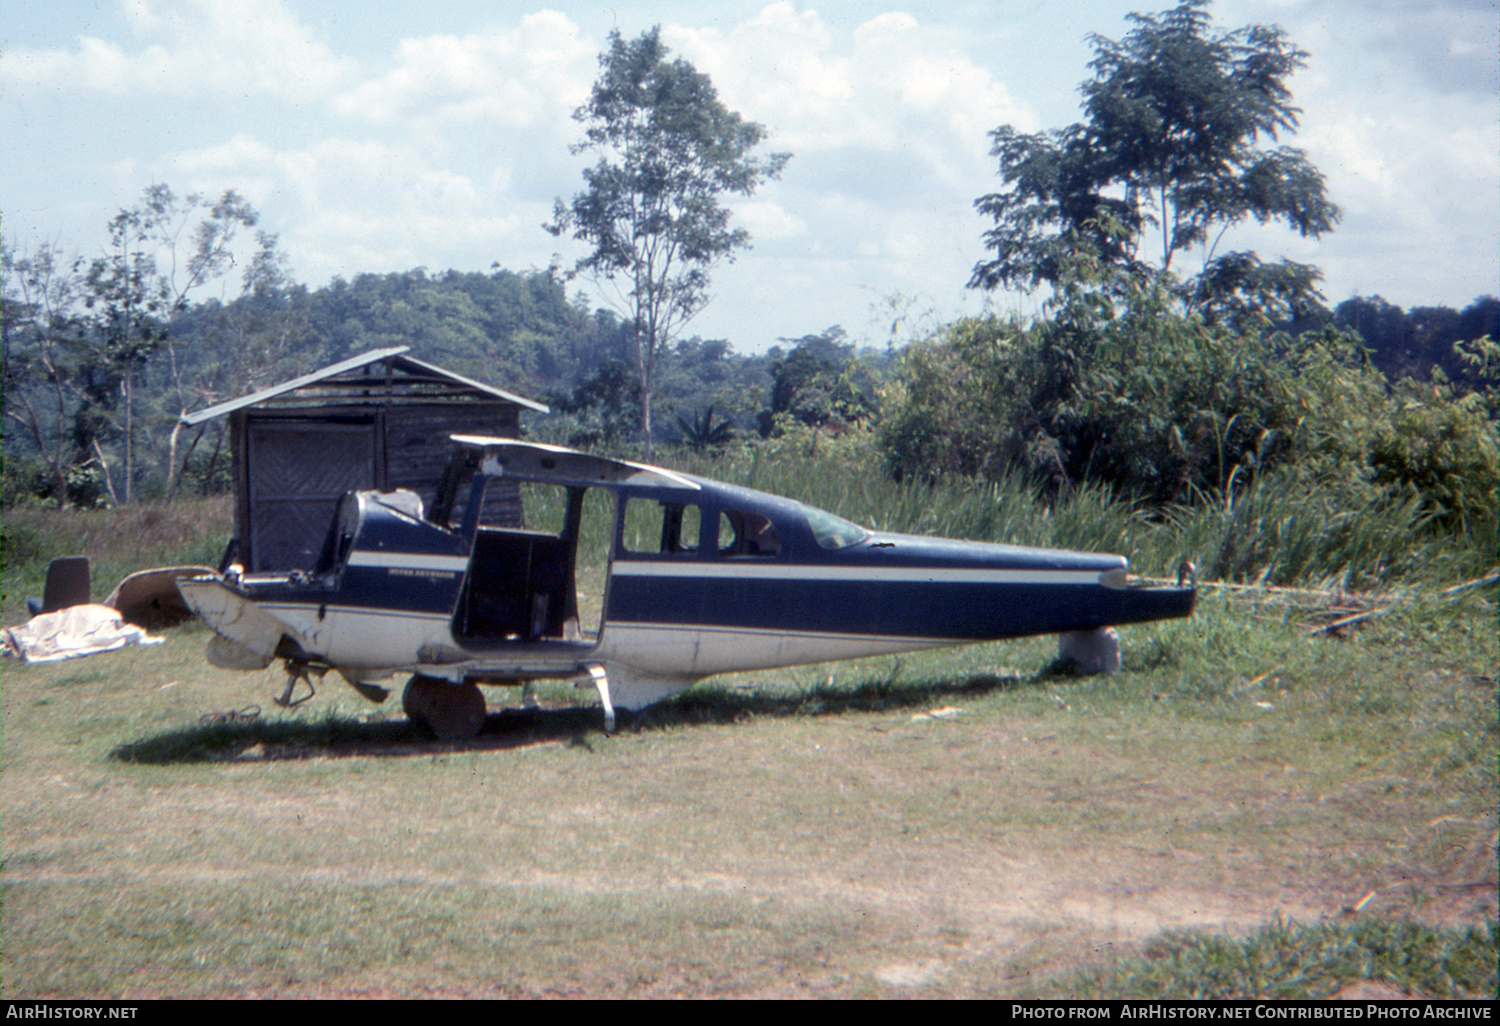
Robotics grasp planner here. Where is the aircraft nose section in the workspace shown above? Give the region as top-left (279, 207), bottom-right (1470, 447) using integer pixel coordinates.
top-left (177, 575), bottom-right (296, 661)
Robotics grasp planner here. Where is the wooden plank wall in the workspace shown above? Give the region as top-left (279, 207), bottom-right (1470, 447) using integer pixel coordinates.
top-left (231, 403), bottom-right (525, 571)
top-left (384, 403), bottom-right (522, 527)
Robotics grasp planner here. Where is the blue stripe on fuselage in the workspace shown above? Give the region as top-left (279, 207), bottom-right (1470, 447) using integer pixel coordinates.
top-left (603, 561), bottom-right (1188, 642)
top-left (242, 563), bottom-right (463, 616)
top-left (604, 569), bottom-right (1188, 640)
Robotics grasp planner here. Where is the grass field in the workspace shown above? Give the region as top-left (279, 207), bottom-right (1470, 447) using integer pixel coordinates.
top-left (3, 545), bottom-right (1494, 996)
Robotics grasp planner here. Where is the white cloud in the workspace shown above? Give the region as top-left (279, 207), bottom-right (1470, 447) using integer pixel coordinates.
top-left (139, 132), bottom-right (549, 283)
top-left (647, 1), bottom-right (1037, 326)
top-left (727, 198), bottom-right (808, 240)
top-left (1280, 18), bottom-right (1500, 304)
top-left (331, 11), bottom-right (596, 129)
top-left (2, 0), bottom-right (356, 101)
top-left (664, 2), bottom-right (1035, 159)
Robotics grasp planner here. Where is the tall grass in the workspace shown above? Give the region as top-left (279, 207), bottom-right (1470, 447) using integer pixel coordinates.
top-left (665, 447), bottom-right (1494, 589)
top-left (2, 445), bottom-right (1489, 627)
top-left (0, 495), bottom-right (232, 623)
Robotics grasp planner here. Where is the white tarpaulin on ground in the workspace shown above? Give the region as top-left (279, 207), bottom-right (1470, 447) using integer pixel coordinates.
top-left (1, 604), bottom-right (162, 664)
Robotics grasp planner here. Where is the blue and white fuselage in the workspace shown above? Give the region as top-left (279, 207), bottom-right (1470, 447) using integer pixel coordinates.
top-left (178, 437), bottom-right (1195, 737)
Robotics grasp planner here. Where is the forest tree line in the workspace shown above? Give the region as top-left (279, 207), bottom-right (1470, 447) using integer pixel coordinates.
top-left (3, 200), bottom-right (1493, 518)
top-left (0, 193), bottom-right (887, 506)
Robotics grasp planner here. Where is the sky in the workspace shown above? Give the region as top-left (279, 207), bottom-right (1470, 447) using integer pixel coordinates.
top-left (2, 0), bottom-right (1496, 355)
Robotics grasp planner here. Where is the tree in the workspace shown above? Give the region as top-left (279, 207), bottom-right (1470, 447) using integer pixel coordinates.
top-left (82, 185), bottom-right (266, 500)
top-left (1333, 294), bottom-right (1500, 389)
top-left (969, 0), bottom-right (1338, 314)
top-left (545, 360), bottom-right (642, 450)
top-left (84, 202), bottom-right (172, 504)
top-left (884, 250), bottom-right (1393, 511)
top-left (155, 188), bottom-right (265, 490)
top-left (674, 405), bottom-right (735, 452)
top-left (549, 27), bottom-right (789, 454)
top-left (759, 327), bottom-right (881, 437)
top-left (2, 242), bottom-right (94, 507)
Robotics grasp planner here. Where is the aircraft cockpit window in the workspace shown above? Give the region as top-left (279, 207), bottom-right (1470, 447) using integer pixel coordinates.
top-left (622, 499), bottom-right (703, 555)
top-left (803, 505), bottom-right (868, 550)
top-left (434, 460), bottom-right (479, 529)
top-left (718, 510), bottom-right (781, 557)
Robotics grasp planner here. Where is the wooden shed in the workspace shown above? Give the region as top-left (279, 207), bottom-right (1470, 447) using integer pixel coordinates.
top-left (183, 347), bottom-right (548, 572)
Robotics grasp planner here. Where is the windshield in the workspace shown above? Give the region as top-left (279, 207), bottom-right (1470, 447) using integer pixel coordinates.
top-left (803, 505), bottom-right (868, 550)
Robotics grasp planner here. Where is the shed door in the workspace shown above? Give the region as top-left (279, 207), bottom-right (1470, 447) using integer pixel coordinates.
top-left (246, 419), bottom-right (376, 571)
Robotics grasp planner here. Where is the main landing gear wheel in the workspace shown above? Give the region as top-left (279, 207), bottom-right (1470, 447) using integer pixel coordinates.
top-left (402, 675), bottom-right (487, 741)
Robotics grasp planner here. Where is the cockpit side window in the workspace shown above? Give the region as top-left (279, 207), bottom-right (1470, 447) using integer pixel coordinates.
top-left (429, 451), bottom-right (527, 532)
top-left (718, 509), bottom-right (781, 557)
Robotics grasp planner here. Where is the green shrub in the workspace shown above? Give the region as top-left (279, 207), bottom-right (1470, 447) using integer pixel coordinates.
top-left (882, 258), bottom-right (1392, 504)
top-left (879, 254), bottom-right (1497, 569)
top-left (1370, 387), bottom-right (1498, 538)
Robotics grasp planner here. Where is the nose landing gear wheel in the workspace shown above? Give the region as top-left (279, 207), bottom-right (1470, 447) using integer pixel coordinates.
top-left (402, 675), bottom-right (487, 741)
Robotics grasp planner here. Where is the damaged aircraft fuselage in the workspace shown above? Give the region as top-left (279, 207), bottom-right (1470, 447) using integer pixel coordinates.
top-left (178, 437), bottom-right (1196, 738)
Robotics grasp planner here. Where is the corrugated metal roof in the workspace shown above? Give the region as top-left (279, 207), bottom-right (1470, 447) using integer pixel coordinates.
top-left (394, 353), bottom-right (549, 413)
top-left (181, 346), bottom-right (549, 425)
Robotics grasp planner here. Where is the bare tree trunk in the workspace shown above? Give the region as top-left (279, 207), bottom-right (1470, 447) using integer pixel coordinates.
top-left (52, 383), bottom-right (68, 509)
top-left (122, 366), bottom-right (134, 504)
top-left (636, 324), bottom-right (654, 459)
top-left (40, 360), bottom-right (71, 510)
top-left (91, 438), bottom-right (120, 506)
top-left (638, 366), bottom-right (654, 458)
top-left (166, 415), bottom-right (185, 493)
